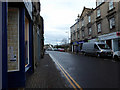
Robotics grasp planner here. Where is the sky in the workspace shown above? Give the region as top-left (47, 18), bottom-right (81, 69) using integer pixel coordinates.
top-left (40, 0), bottom-right (96, 45)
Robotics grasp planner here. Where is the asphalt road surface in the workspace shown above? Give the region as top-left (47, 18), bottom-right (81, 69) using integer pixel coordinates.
top-left (47, 51), bottom-right (120, 88)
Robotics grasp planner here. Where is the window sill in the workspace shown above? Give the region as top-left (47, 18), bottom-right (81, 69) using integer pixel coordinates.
top-left (98, 31), bottom-right (101, 34)
top-left (108, 7), bottom-right (115, 13)
top-left (110, 27), bottom-right (115, 31)
top-left (96, 16), bottom-right (101, 19)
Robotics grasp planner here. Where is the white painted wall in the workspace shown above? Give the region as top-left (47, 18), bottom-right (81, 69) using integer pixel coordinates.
top-left (0, 1), bottom-right (2, 89)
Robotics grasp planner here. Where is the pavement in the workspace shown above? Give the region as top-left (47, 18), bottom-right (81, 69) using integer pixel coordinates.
top-left (25, 54), bottom-right (68, 89)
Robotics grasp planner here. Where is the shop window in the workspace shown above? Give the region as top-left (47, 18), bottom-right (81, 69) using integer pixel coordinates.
top-left (7, 8), bottom-right (19, 72)
top-left (25, 17), bottom-right (29, 67)
top-left (109, 17), bottom-right (115, 29)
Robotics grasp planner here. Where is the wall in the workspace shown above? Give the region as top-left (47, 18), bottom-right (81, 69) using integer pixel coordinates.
top-left (0, 2), bottom-right (2, 90)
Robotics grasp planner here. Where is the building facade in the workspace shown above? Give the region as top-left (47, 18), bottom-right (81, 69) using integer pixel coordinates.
top-left (70, 1), bottom-right (120, 53)
top-left (0, 1), bottom-right (44, 89)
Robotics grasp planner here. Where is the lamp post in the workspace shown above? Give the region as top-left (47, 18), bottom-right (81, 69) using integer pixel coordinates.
top-left (65, 31), bottom-right (70, 52)
top-left (65, 31), bottom-right (69, 44)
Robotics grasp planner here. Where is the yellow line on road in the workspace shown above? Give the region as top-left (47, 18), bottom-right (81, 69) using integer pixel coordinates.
top-left (56, 61), bottom-right (83, 90)
top-left (56, 62), bottom-right (77, 90)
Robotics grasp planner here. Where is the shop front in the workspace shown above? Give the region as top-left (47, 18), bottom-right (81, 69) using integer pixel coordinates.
top-left (98, 32), bottom-right (120, 52)
top-left (1, 1), bottom-right (33, 89)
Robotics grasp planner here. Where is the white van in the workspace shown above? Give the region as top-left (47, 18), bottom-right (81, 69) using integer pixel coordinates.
top-left (81, 42), bottom-right (113, 57)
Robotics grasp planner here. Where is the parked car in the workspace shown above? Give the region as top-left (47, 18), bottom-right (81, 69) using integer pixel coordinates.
top-left (53, 48), bottom-right (58, 51)
top-left (81, 42), bottom-right (113, 57)
top-left (113, 51), bottom-right (120, 61)
top-left (58, 48), bottom-right (65, 52)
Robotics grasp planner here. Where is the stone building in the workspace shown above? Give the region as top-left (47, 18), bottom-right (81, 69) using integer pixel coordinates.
top-left (70, 0), bottom-right (120, 53)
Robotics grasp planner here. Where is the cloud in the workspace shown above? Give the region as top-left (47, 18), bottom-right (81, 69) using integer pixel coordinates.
top-left (40, 0), bottom-right (96, 45)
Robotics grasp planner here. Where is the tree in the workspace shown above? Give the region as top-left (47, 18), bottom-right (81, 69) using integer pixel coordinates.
top-left (61, 38), bottom-right (67, 45)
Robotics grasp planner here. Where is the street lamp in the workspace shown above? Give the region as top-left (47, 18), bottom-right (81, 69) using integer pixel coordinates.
top-left (65, 31), bottom-right (69, 44)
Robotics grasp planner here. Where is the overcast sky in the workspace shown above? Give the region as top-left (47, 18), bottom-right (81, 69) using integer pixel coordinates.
top-left (40, 0), bottom-right (96, 45)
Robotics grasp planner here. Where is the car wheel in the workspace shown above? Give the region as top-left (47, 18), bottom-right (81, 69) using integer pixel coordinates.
top-left (83, 52), bottom-right (86, 56)
top-left (97, 53), bottom-right (101, 58)
top-left (114, 56), bottom-right (118, 61)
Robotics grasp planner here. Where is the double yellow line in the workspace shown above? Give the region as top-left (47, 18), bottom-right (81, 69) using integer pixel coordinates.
top-left (55, 61), bottom-right (83, 90)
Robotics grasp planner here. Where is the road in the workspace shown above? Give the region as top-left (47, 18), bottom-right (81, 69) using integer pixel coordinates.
top-left (47, 51), bottom-right (120, 88)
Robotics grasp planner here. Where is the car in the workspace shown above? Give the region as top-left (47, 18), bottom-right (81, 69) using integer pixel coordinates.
top-left (113, 51), bottom-right (120, 61)
top-left (81, 42), bottom-right (113, 57)
top-left (53, 48), bottom-right (58, 51)
top-left (58, 48), bottom-right (65, 52)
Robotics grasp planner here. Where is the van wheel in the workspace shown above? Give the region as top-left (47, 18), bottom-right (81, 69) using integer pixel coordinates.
top-left (114, 56), bottom-right (118, 61)
top-left (97, 53), bottom-right (101, 58)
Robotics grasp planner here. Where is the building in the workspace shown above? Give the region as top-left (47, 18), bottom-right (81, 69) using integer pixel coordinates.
top-left (70, 0), bottom-right (120, 53)
top-left (0, 1), bottom-right (44, 89)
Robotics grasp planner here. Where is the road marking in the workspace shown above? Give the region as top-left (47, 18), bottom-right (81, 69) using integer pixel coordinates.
top-left (49, 54), bottom-right (83, 90)
top-left (56, 61), bottom-right (83, 90)
top-left (56, 62), bottom-right (77, 89)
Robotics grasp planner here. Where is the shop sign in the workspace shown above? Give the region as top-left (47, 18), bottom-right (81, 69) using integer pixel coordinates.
top-left (23, 0), bottom-right (32, 19)
top-left (78, 41), bottom-right (84, 44)
top-left (116, 32), bottom-right (120, 36)
top-left (73, 41), bottom-right (79, 45)
top-left (98, 32), bottom-right (118, 40)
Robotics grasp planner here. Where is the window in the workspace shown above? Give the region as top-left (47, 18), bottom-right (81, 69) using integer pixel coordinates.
top-left (109, 17), bottom-right (115, 29)
top-left (77, 31), bottom-right (80, 39)
top-left (97, 23), bottom-right (101, 33)
top-left (7, 8), bottom-right (19, 72)
top-left (97, 9), bottom-right (101, 17)
top-left (109, 0), bottom-right (114, 10)
top-left (74, 33), bottom-right (75, 40)
top-left (82, 31), bottom-right (85, 37)
top-left (25, 16), bottom-right (29, 67)
top-left (88, 16), bottom-right (91, 23)
top-left (77, 22), bottom-right (79, 30)
top-left (88, 27), bottom-right (92, 35)
top-left (82, 19), bottom-right (84, 26)
top-left (94, 44), bottom-right (99, 50)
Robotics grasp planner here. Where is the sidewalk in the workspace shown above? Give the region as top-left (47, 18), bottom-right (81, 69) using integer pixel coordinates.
top-left (25, 54), bottom-right (67, 88)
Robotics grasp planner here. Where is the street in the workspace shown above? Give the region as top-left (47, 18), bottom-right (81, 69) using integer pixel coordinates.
top-left (47, 51), bottom-right (120, 88)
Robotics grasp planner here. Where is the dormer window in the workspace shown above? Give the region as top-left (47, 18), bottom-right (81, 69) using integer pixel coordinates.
top-left (109, 0), bottom-right (114, 10)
